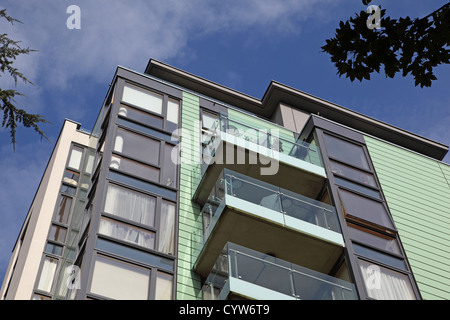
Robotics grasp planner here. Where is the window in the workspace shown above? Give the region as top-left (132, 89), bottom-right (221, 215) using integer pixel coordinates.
top-left (104, 184), bottom-right (156, 227)
top-left (60, 184), bottom-right (76, 196)
top-left (324, 134), bottom-right (370, 170)
top-left (99, 216), bottom-right (155, 250)
top-left (45, 242), bottom-right (63, 256)
top-left (114, 128), bottom-right (160, 166)
top-left (166, 98), bottom-right (179, 132)
top-left (161, 144), bottom-right (177, 187)
top-left (155, 271), bottom-right (173, 300)
top-left (330, 160), bottom-right (376, 187)
top-left (335, 177), bottom-right (381, 199)
top-left (110, 155), bottom-right (160, 183)
top-left (353, 243), bottom-right (406, 270)
top-left (67, 146), bottom-right (83, 170)
top-left (48, 225), bottom-right (67, 243)
top-left (347, 222), bottom-right (401, 255)
top-left (90, 255), bottom-right (150, 300)
top-left (159, 201), bottom-right (176, 255)
top-left (359, 260), bottom-right (415, 300)
top-left (55, 195), bottom-right (73, 224)
top-left (118, 104), bottom-right (163, 129)
top-left (122, 84), bottom-right (163, 115)
top-left (339, 189), bottom-right (394, 230)
top-left (37, 257), bottom-right (58, 293)
top-left (63, 169), bottom-right (80, 186)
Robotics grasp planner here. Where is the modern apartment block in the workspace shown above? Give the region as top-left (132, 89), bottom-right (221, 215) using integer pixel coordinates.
top-left (1, 59), bottom-right (449, 300)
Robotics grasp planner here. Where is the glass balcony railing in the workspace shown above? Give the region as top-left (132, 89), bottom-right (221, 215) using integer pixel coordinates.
top-left (193, 114), bottom-right (323, 192)
top-left (202, 243), bottom-right (357, 300)
top-left (201, 169), bottom-right (339, 235)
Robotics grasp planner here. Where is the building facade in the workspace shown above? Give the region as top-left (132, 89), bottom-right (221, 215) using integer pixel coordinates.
top-left (1, 59), bottom-right (449, 300)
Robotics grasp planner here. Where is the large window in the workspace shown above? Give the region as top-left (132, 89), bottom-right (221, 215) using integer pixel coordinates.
top-left (90, 255), bottom-right (151, 300)
top-left (324, 134), bottom-right (370, 170)
top-left (36, 257), bottom-right (58, 293)
top-left (54, 195), bottom-right (73, 224)
top-left (122, 84), bottom-right (163, 115)
top-left (104, 184), bottom-right (156, 227)
top-left (114, 128), bottom-right (160, 166)
top-left (359, 260), bottom-right (415, 300)
top-left (110, 155), bottom-right (160, 183)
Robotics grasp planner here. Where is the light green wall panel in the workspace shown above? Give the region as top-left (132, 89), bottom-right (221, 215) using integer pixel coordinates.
top-left (176, 92), bottom-right (202, 300)
top-left (365, 136), bottom-right (450, 300)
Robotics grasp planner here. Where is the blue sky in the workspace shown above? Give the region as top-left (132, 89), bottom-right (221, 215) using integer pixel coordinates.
top-left (0, 0), bottom-right (449, 286)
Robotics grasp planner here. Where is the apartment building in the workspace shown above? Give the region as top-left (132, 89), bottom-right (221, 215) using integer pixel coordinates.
top-left (1, 59), bottom-right (449, 300)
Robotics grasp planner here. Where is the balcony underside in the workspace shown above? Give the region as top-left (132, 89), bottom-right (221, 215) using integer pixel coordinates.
top-left (193, 203), bottom-right (344, 279)
top-left (193, 139), bottom-right (327, 205)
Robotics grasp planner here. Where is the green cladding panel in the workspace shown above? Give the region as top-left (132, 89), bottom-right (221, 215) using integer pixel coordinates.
top-left (176, 92), bottom-right (202, 300)
top-left (364, 136), bottom-right (450, 300)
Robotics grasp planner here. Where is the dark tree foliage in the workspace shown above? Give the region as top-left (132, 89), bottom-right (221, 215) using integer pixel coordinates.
top-left (322, 2), bottom-right (450, 87)
top-left (1, 9), bottom-right (49, 149)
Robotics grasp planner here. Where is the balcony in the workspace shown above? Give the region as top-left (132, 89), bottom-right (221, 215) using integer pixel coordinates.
top-left (202, 243), bottom-right (357, 300)
top-left (192, 169), bottom-right (344, 278)
top-left (192, 114), bottom-right (327, 204)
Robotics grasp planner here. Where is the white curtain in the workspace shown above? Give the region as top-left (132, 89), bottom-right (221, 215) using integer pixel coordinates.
top-left (37, 257), bottom-right (58, 292)
top-left (359, 261), bottom-right (415, 300)
top-left (155, 272), bottom-right (173, 300)
top-left (104, 184), bottom-right (156, 227)
top-left (158, 201), bottom-right (175, 255)
top-left (99, 217), bottom-right (155, 250)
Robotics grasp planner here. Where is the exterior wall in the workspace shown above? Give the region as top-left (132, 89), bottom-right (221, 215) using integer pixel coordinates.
top-left (1, 120), bottom-right (90, 299)
top-left (176, 91), bottom-right (202, 299)
top-left (364, 135), bottom-right (450, 300)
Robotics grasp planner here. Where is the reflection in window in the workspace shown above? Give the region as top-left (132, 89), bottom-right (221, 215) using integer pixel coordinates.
top-left (60, 184), bottom-right (76, 195)
top-left (37, 257), bottom-right (58, 293)
top-left (339, 189), bottom-right (394, 230)
top-left (359, 260), bottom-right (415, 300)
top-left (118, 104), bottom-right (163, 129)
top-left (335, 177), bottom-right (381, 199)
top-left (110, 155), bottom-right (160, 183)
top-left (68, 146), bottom-right (83, 170)
top-left (347, 222), bottom-right (401, 255)
top-left (122, 84), bottom-right (162, 115)
top-left (324, 134), bottom-right (369, 170)
top-left (90, 255), bottom-right (150, 300)
top-left (156, 271), bottom-right (173, 300)
top-left (114, 128), bottom-right (160, 166)
top-left (63, 169), bottom-right (80, 186)
top-left (99, 216), bottom-right (155, 250)
top-left (55, 195), bottom-right (73, 224)
top-left (159, 201), bottom-right (176, 255)
top-left (104, 184), bottom-right (156, 227)
top-left (45, 243), bottom-right (63, 256)
top-left (330, 160), bottom-right (376, 187)
top-left (353, 243), bottom-right (406, 270)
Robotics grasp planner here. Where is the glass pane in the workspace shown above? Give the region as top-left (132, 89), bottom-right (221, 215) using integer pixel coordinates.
top-left (90, 255), bottom-right (150, 300)
top-left (63, 169), bottom-right (79, 186)
top-left (330, 160), bottom-right (376, 187)
top-left (104, 184), bottom-right (156, 227)
top-left (359, 260), bottom-right (415, 300)
top-left (155, 271), bottom-right (173, 300)
top-left (114, 128), bottom-right (160, 166)
top-left (324, 134), bottom-right (370, 170)
top-left (68, 146), bottom-right (83, 170)
top-left (347, 222), bottom-right (401, 255)
top-left (48, 225), bottom-right (67, 243)
top-left (99, 216), bottom-right (155, 250)
top-left (55, 196), bottom-right (73, 224)
top-left (45, 243), bottom-right (63, 256)
top-left (166, 99), bottom-right (179, 132)
top-left (339, 189), bottom-right (394, 229)
top-left (159, 201), bottom-right (176, 255)
top-left (110, 155), bottom-right (160, 183)
top-left (96, 238), bottom-right (174, 272)
top-left (353, 243), bottom-right (406, 270)
top-left (335, 177), bottom-right (381, 199)
top-left (60, 184), bottom-right (76, 195)
top-left (122, 84), bottom-right (162, 115)
top-left (161, 144), bottom-right (177, 188)
top-left (37, 257), bottom-right (58, 292)
top-left (84, 154), bottom-right (95, 175)
top-left (118, 104), bottom-right (163, 129)
top-left (202, 110), bottom-right (219, 129)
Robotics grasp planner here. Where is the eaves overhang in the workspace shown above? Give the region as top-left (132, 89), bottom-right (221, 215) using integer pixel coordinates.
top-left (145, 59), bottom-right (448, 161)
